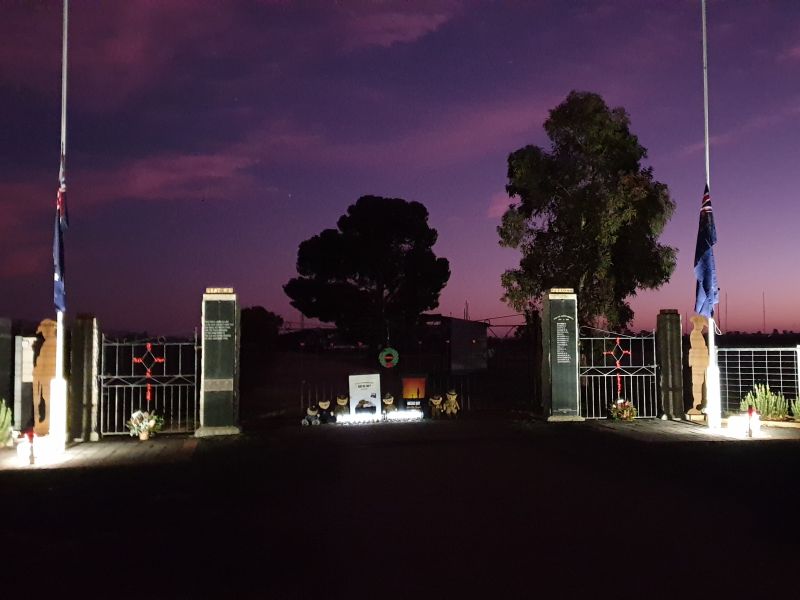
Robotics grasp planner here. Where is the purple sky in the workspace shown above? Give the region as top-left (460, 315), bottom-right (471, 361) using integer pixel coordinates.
top-left (2, 0), bottom-right (799, 336)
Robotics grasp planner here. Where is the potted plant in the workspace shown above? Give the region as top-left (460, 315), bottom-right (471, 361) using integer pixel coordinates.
top-left (127, 410), bottom-right (164, 440)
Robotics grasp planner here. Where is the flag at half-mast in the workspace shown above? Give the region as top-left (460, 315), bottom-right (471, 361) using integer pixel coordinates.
top-left (694, 183), bottom-right (718, 317)
top-left (53, 148), bottom-right (68, 312)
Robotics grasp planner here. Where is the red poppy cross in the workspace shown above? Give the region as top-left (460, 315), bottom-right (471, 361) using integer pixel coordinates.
top-left (603, 337), bottom-right (631, 399)
top-left (133, 342), bottom-right (165, 403)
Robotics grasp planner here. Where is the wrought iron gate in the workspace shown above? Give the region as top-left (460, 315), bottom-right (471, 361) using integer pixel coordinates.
top-left (100, 335), bottom-right (199, 435)
top-left (579, 331), bottom-right (658, 419)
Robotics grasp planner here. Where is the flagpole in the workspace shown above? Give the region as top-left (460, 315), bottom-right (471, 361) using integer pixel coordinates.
top-left (702, 0), bottom-right (710, 187)
top-left (56, 0), bottom-right (68, 384)
top-left (49, 0), bottom-right (69, 454)
top-left (701, 0), bottom-right (721, 429)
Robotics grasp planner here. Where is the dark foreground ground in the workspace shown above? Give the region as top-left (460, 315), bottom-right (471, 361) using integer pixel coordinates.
top-left (2, 416), bottom-right (799, 598)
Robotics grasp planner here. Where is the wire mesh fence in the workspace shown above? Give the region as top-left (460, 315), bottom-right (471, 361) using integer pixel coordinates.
top-left (717, 346), bottom-right (800, 414)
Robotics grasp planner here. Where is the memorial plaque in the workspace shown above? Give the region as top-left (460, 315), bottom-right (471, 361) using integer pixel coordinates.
top-left (541, 289), bottom-right (582, 420)
top-left (197, 289), bottom-right (240, 436)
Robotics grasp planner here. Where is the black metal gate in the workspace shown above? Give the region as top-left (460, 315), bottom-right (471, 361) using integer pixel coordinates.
top-left (100, 335), bottom-right (199, 435)
top-left (579, 331), bottom-right (659, 419)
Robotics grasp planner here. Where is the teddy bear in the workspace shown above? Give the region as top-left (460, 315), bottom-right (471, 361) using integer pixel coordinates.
top-left (443, 389), bottom-right (460, 418)
top-left (334, 394), bottom-right (350, 418)
top-left (428, 394), bottom-right (443, 419)
top-left (382, 392), bottom-right (397, 415)
top-left (317, 398), bottom-right (336, 424)
top-left (301, 404), bottom-right (321, 426)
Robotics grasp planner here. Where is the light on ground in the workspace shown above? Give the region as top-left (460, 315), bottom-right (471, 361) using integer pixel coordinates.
top-left (725, 414), bottom-right (761, 439)
top-left (15, 434), bottom-right (69, 467)
top-left (386, 409), bottom-right (424, 422)
top-left (336, 410), bottom-right (424, 425)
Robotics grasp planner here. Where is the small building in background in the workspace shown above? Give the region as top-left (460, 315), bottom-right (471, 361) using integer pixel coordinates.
top-left (420, 315), bottom-right (488, 372)
top-left (276, 316), bottom-right (489, 373)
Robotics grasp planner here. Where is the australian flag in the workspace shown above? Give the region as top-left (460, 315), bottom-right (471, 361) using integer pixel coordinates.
top-left (694, 184), bottom-right (718, 318)
top-left (53, 151), bottom-right (68, 312)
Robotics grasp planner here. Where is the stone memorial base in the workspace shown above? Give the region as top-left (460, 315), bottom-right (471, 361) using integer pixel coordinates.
top-left (547, 415), bottom-right (585, 422)
top-left (195, 425), bottom-right (241, 438)
top-left (685, 410), bottom-right (706, 423)
top-left (660, 414), bottom-right (684, 421)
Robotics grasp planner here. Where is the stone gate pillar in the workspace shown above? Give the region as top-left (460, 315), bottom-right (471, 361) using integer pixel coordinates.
top-left (14, 335), bottom-right (35, 432)
top-left (0, 318), bottom-right (11, 421)
top-left (69, 315), bottom-right (101, 441)
top-left (196, 287), bottom-right (241, 437)
top-left (656, 309), bottom-right (684, 420)
top-left (541, 288), bottom-right (583, 421)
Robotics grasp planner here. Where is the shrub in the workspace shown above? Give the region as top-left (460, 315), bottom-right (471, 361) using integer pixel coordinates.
top-left (739, 384), bottom-right (788, 420)
top-left (0, 398), bottom-right (11, 445)
top-left (792, 397), bottom-right (800, 422)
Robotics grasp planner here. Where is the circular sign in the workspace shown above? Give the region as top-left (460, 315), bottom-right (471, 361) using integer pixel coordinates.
top-left (378, 347), bottom-right (400, 369)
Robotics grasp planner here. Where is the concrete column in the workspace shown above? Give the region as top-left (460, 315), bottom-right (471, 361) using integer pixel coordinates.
top-left (69, 315), bottom-right (101, 441)
top-left (656, 309), bottom-right (684, 419)
top-left (0, 318), bottom-right (11, 418)
top-left (13, 336), bottom-right (35, 431)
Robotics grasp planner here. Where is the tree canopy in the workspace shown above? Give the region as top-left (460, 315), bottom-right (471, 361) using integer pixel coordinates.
top-left (239, 306), bottom-right (284, 391)
top-left (241, 306), bottom-right (284, 352)
top-left (284, 195), bottom-right (450, 346)
top-left (498, 91), bottom-right (677, 329)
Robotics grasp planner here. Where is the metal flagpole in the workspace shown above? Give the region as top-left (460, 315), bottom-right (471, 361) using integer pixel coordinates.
top-left (702, 0), bottom-right (721, 429)
top-left (702, 0), bottom-right (710, 188)
top-left (49, 0), bottom-right (69, 453)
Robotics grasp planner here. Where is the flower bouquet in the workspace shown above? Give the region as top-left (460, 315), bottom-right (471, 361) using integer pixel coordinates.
top-left (127, 410), bottom-right (164, 440)
top-left (608, 399), bottom-right (637, 421)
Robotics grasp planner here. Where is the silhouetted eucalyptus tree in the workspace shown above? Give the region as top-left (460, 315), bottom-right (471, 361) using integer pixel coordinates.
top-left (498, 91), bottom-right (677, 329)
